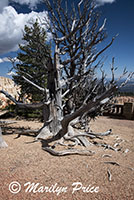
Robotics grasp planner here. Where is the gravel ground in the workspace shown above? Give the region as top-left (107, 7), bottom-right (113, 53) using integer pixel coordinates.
top-left (0, 116), bottom-right (134, 200)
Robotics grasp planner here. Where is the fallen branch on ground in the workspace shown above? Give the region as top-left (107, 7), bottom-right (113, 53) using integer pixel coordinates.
top-left (104, 161), bottom-right (120, 166)
top-left (107, 169), bottom-right (112, 181)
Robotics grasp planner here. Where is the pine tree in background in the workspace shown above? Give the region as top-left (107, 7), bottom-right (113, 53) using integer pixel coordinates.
top-left (13, 19), bottom-right (51, 102)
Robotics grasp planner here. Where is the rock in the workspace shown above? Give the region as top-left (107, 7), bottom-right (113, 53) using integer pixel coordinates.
top-left (0, 76), bottom-right (20, 109)
top-left (124, 149), bottom-right (129, 153)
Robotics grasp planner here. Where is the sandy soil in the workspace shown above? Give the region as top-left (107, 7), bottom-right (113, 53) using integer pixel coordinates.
top-left (0, 116), bottom-right (134, 200)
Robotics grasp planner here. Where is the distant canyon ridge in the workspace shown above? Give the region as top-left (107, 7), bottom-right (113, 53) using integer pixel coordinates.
top-left (0, 76), bottom-right (20, 109)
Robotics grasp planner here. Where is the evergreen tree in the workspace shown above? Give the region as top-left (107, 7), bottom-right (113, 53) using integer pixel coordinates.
top-left (13, 19), bottom-right (51, 102)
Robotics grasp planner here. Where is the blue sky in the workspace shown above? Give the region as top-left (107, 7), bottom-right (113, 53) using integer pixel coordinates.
top-left (99, 0), bottom-right (134, 77)
top-left (0, 0), bottom-right (134, 78)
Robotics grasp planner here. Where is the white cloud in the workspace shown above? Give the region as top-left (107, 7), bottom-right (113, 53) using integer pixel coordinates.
top-left (0, 0), bottom-right (43, 12)
top-left (0, 56), bottom-right (20, 63)
top-left (7, 71), bottom-right (16, 76)
top-left (0, 0), bottom-right (8, 12)
top-left (0, 57), bottom-right (10, 63)
top-left (0, 6), bottom-right (50, 54)
top-left (0, 0), bottom-right (115, 56)
top-left (11, 0), bottom-right (43, 10)
top-left (96, 0), bottom-right (116, 5)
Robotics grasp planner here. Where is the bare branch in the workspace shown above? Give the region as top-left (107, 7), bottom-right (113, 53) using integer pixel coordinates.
top-left (61, 85), bottom-right (117, 127)
top-left (99, 18), bottom-right (107, 32)
top-left (0, 90), bottom-right (45, 109)
top-left (119, 72), bottom-right (134, 88)
top-left (22, 76), bottom-right (45, 92)
top-left (89, 34), bottom-right (118, 65)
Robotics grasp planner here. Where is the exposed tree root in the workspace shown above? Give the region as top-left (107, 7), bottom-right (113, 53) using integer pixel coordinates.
top-left (0, 119), bottom-right (123, 157)
top-left (92, 129), bottom-right (112, 136)
top-left (39, 127), bottom-right (117, 156)
top-left (65, 135), bottom-right (93, 147)
top-left (16, 129), bottom-right (39, 138)
top-left (52, 138), bottom-right (77, 148)
top-left (42, 146), bottom-right (95, 156)
top-left (92, 141), bottom-right (121, 151)
top-left (0, 120), bottom-right (17, 125)
top-left (65, 132), bottom-right (103, 140)
top-left (36, 126), bottom-right (120, 156)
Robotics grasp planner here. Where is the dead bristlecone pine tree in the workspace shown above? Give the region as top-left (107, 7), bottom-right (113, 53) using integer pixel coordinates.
top-left (0, 0), bottom-right (133, 155)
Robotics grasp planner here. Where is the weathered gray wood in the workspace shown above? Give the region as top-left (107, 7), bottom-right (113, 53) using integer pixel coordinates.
top-left (104, 161), bottom-right (120, 166)
top-left (0, 128), bottom-right (8, 148)
top-left (107, 169), bottom-right (112, 181)
top-left (36, 126), bottom-right (53, 140)
top-left (0, 120), bottom-right (17, 125)
top-left (43, 146), bottom-right (95, 156)
top-left (0, 90), bottom-right (45, 109)
top-left (91, 129), bottom-right (112, 136)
